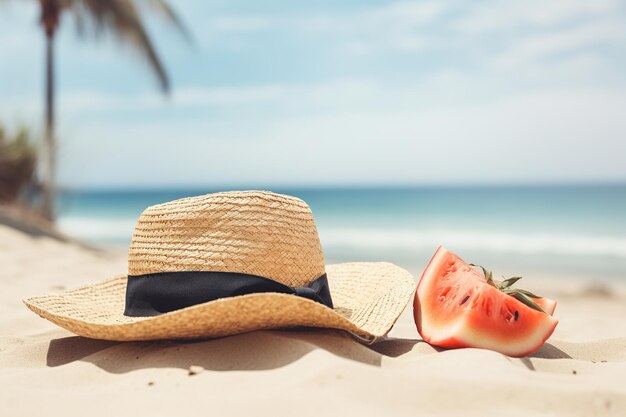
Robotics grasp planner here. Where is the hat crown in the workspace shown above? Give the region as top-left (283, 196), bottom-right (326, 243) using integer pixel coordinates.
top-left (127, 191), bottom-right (326, 287)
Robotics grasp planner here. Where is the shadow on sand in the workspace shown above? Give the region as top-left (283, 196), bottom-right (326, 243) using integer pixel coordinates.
top-left (504, 343), bottom-right (572, 372)
top-left (45, 330), bottom-right (570, 374)
top-left (46, 330), bottom-right (425, 373)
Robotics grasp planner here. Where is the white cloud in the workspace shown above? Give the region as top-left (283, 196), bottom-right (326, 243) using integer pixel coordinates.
top-left (456, 0), bottom-right (620, 33)
top-left (206, 1), bottom-right (447, 34)
top-left (202, 1), bottom-right (448, 54)
top-left (491, 20), bottom-right (626, 69)
top-left (60, 87), bottom-right (626, 187)
top-left (199, 0), bottom-right (626, 66)
top-left (1, 78), bottom-right (385, 119)
top-left (46, 77), bottom-right (626, 187)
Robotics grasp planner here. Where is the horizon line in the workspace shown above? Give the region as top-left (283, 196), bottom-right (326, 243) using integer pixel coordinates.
top-left (58, 179), bottom-right (626, 193)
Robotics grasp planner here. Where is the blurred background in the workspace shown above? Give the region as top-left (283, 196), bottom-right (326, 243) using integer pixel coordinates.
top-left (1, 0), bottom-right (625, 280)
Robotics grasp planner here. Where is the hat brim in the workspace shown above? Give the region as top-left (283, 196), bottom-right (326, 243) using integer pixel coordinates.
top-left (24, 262), bottom-right (415, 344)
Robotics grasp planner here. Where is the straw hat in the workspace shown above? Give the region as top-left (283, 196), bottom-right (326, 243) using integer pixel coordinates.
top-left (24, 191), bottom-right (415, 344)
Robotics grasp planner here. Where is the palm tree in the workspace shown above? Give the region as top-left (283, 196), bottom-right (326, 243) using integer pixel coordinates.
top-left (32, 0), bottom-right (190, 221)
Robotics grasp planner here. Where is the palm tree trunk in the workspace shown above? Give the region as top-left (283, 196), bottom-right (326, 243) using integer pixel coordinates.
top-left (42, 32), bottom-right (55, 221)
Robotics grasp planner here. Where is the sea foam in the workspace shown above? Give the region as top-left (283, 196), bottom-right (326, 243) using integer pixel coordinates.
top-left (318, 228), bottom-right (626, 258)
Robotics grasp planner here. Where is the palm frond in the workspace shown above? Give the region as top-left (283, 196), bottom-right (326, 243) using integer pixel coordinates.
top-left (62, 0), bottom-right (190, 93)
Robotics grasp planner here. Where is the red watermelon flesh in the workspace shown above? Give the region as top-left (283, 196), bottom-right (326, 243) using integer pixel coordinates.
top-left (414, 247), bottom-right (558, 357)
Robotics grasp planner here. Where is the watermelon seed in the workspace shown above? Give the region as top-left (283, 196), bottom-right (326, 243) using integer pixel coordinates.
top-left (514, 310), bottom-right (519, 321)
top-left (460, 295), bottom-right (470, 305)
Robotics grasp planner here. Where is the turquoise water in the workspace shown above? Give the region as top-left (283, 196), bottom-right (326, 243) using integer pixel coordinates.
top-left (57, 185), bottom-right (626, 280)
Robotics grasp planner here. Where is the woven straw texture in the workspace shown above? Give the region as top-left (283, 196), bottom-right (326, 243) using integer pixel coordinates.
top-left (128, 190), bottom-right (325, 286)
top-left (24, 191), bottom-right (415, 343)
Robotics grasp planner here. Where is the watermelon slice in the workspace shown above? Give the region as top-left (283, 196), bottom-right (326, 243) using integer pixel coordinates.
top-left (414, 247), bottom-right (558, 357)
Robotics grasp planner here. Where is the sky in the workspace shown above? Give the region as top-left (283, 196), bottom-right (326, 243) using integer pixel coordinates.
top-left (1, 0), bottom-right (626, 188)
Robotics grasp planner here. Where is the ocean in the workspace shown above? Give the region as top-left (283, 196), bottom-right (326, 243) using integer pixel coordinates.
top-left (57, 185), bottom-right (626, 281)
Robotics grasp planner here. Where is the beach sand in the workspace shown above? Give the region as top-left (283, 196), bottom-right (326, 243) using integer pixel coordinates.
top-left (1, 222), bottom-right (625, 417)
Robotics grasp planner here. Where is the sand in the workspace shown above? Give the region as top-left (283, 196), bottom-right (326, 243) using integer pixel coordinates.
top-left (1, 222), bottom-right (625, 417)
